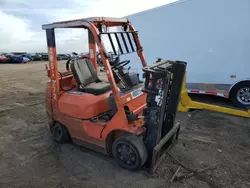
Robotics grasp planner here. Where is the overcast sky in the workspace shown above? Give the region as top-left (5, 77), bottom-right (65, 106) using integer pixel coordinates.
top-left (0, 0), bottom-right (176, 53)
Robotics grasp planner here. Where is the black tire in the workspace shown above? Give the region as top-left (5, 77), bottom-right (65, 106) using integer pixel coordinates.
top-left (230, 81), bottom-right (250, 108)
top-left (112, 134), bottom-right (147, 171)
top-left (52, 122), bottom-right (70, 143)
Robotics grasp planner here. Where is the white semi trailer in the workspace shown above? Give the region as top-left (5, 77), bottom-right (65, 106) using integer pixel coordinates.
top-left (127, 0), bottom-right (250, 108)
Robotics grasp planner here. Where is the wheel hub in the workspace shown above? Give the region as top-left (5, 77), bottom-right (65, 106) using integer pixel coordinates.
top-left (237, 87), bottom-right (250, 105)
top-left (116, 143), bottom-right (137, 166)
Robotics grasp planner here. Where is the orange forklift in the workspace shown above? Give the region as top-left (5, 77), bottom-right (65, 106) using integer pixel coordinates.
top-left (42, 17), bottom-right (186, 171)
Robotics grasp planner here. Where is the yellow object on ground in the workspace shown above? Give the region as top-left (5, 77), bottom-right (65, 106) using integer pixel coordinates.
top-left (178, 74), bottom-right (250, 118)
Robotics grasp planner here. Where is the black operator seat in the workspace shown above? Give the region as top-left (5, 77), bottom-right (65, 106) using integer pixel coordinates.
top-left (70, 59), bottom-right (111, 95)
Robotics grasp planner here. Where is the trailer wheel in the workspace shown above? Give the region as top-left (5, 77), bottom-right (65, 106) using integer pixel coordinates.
top-left (52, 122), bottom-right (70, 143)
top-left (112, 135), bottom-right (147, 171)
top-left (230, 81), bottom-right (250, 108)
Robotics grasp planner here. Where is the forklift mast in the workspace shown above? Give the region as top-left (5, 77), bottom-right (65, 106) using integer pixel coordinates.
top-left (142, 60), bottom-right (187, 171)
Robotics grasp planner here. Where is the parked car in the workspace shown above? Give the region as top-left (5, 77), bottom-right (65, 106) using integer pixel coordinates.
top-left (31, 54), bottom-right (42, 61)
top-left (10, 56), bottom-right (23, 63)
top-left (0, 55), bottom-right (6, 61)
top-left (22, 54), bottom-right (32, 60)
top-left (57, 54), bottom-right (69, 60)
top-left (70, 52), bottom-right (79, 59)
top-left (56, 55), bottom-right (62, 61)
top-left (41, 54), bottom-right (48, 61)
top-left (22, 57), bottom-right (30, 63)
top-left (78, 53), bottom-right (89, 59)
top-left (0, 56), bottom-right (12, 63)
top-left (0, 53), bottom-right (7, 58)
top-left (2, 55), bottom-right (23, 64)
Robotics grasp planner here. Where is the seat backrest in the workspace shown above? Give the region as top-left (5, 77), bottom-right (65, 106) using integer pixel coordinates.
top-left (71, 59), bottom-right (99, 86)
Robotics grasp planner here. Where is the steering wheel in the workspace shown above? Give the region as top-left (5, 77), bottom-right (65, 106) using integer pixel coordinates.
top-left (97, 52), bottom-right (119, 66)
top-left (112, 60), bottom-right (130, 70)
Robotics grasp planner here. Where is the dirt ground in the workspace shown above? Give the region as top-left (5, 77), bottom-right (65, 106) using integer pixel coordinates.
top-left (0, 61), bottom-right (250, 188)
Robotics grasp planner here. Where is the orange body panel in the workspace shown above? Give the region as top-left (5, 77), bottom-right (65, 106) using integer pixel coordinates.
top-left (82, 120), bottom-right (105, 139)
top-left (46, 89), bottom-right (145, 150)
top-left (121, 92), bottom-right (146, 113)
top-left (53, 107), bottom-right (105, 147)
top-left (58, 90), bottom-right (112, 119)
top-left (46, 83), bottom-right (146, 133)
top-left (126, 94), bottom-right (146, 114)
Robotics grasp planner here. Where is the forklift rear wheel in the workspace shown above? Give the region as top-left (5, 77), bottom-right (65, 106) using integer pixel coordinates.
top-left (52, 122), bottom-right (70, 143)
top-left (112, 135), bottom-right (147, 171)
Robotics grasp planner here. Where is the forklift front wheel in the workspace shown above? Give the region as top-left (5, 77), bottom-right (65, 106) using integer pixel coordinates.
top-left (112, 135), bottom-right (147, 171)
top-left (52, 122), bottom-right (70, 143)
